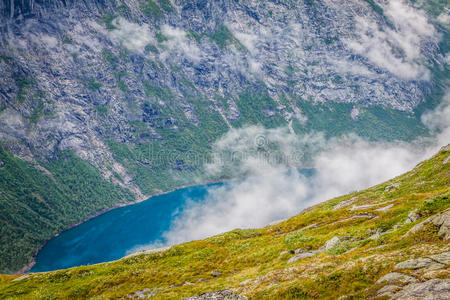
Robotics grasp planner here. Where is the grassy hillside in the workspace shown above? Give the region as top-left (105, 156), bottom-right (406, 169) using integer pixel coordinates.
top-left (0, 149), bottom-right (135, 273)
top-left (0, 146), bottom-right (448, 299)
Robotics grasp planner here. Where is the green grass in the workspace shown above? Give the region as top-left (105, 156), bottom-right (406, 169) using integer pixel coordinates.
top-left (209, 25), bottom-right (243, 50)
top-left (363, 0), bottom-right (384, 15)
top-left (81, 78), bottom-right (103, 91)
top-left (97, 13), bottom-right (117, 31)
top-left (292, 98), bottom-right (428, 141)
top-left (140, 0), bottom-right (162, 19)
top-left (0, 144), bottom-right (448, 299)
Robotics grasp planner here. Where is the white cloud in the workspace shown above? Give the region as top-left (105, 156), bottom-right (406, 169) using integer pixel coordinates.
top-left (159, 25), bottom-right (202, 63)
top-left (136, 90), bottom-right (450, 249)
top-left (107, 17), bottom-right (155, 54)
top-left (346, 0), bottom-right (436, 80)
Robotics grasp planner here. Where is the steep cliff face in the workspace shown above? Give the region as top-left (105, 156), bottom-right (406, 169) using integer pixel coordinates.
top-left (0, 0), bottom-right (448, 273)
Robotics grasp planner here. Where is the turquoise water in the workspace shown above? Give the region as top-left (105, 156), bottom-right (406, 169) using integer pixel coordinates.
top-left (31, 182), bottom-right (223, 272)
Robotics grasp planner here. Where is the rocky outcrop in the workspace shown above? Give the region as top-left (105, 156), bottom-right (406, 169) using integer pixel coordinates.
top-left (377, 251), bottom-right (450, 299)
top-left (183, 289), bottom-right (247, 300)
top-left (408, 208), bottom-right (450, 240)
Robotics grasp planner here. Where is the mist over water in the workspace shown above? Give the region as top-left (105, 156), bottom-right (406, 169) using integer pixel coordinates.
top-left (31, 93), bottom-right (449, 270)
top-left (146, 93), bottom-right (450, 250)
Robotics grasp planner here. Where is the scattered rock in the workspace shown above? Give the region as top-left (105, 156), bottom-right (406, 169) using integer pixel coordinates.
top-left (183, 281), bottom-right (194, 286)
top-left (280, 250), bottom-right (294, 256)
top-left (408, 208), bottom-right (450, 240)
top-left (405, 210), bottom-right (421, 224)
top-left (297, 223), bottom-right (319, 232)
top-left (183, 289), bottom-right (247, 300)
top-left (377, 284), bottom-right (402, 298)
top-left (376, 272), bottom-right (418, 285)
top-left (333, 197), bottom-right (357, 210)
top-left (349, 204), bottom-right (376, 211)
top-left (127, 288), bottom-right (160, 299)
top-left (391, 278), bottom-right (450, 299)
top-left (240, 279), bottom-right (252, 286)
top-left (294, 248), bottom-right (306, 254)
top-left (323, 236), bottom-right (341, 250)
top-left (11, 274), bottom-right (29, 282)
top-left (337, 213), bottom-right (376, 223)
top-left (368, 228), bottom-right (384, 240)
top-left (211, 270), bottom-right (222, 277)
top-left (375, 204), bottom-right (394, 212)
top-left (343, 247), bottom-right (358, 255)
top-left (443, 156), bottom-right (450, 165)
top-left (394, 258), bottom-right (444, 271)
top-left (384, 183), bottom-right (399, 192)
top-left (287, 251), bottom-right (317, 263)
top-left (428, 251), bottom-right (450, 265)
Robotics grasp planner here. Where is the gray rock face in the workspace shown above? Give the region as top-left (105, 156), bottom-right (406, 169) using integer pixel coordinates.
top-left (376, 251), bottom-right (450, 299)
top-left (376, 272), bottom-right (419, 285)
top-left (405, 210), bottom-right (421, 224)
top-left (409, 208), bottom-right (450, 240)
top-left (0, 0), bottom-right (445, 184)
top-left (287, 251), bottom-right (317, 263)
top-left (391, 279), bottom-right (450, 300)
top-left (323, 236), bottom-right (341, 250)
top-left (394, 258), bottom-right (445, 271)
top-left (183, 289), bottom-right (247, 300)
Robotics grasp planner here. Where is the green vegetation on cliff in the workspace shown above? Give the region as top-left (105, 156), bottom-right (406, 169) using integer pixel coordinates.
top-left (0, 149), bottom-right (135, 273)
top-left (0, 146), bottom-right (448, 299)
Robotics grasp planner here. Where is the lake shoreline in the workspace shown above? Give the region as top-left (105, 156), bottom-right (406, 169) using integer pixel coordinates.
top-left (21, 178), bottom-right (230, 275)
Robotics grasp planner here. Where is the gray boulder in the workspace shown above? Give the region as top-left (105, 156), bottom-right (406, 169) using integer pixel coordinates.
top-left (287, 251), bottom-right (317, 263)
top-left (376, 272), bottom-right (418, 284)
top-left (392, 279), bottom-right (450, 300)
top-left (183, 289), bottom-right (247, 300)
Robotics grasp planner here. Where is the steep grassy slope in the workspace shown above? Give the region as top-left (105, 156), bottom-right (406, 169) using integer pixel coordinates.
top-left (1, 0), bottom-right (448, 275)
top-left (0, 146), bottom-right (448, 299)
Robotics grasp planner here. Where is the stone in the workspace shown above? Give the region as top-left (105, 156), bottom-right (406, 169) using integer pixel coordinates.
top-left (428, 251), bottom-right (450, 265)
top-left (343, 247), bottom-right (358, 255)
top-left (376, 272), bottom-right (418, 284)
top-left (349, 204), bottom-right (376, 211)
top-left (287, 251), bottom-right (317, 263)
top-left (183, 289), bottom-right (247, 300)
top-left (391, 279), bottom-right (450, 299)
top-left (280, 250), bottom-right (295, 256)
top-left (394, 258), bottom-right (444, 271)
top-left (294, 248), bottom-right (306, 254)
top-left (333, 197), bottom-right (357, 210)
top-left (323, 236), bottom-right (341, 250)
top-left (240, 279), bottom-right (252, 286)
top-left (404, 210), bottom-right (421, 224)
top-left (211, 270), bottom-right (222, 277)
top-left (409, 208), bottom-right (450, 240)
top-left (127, 288), bottom-right (160, 299)
top-left (385, 183), bottom-right (399, 192)
top-left (375, 204), bottom-right (394, 212)
top-left (377, 284), bottom-right (402, 298)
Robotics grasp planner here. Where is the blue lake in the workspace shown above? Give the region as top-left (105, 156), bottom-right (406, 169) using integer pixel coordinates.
top-left (31, 182), bottom-right (223, 272)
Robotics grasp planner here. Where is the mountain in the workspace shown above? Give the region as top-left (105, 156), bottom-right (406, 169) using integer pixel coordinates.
top-left (0, 0), bottom-right (449, 273)
top-left (0, 145), bottom-right (448, 299)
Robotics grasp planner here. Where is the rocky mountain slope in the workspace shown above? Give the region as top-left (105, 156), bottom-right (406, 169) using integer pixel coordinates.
top-left (0, 0), bottom-right (449, 273)
top-left (0, 145), bottom-right (448, 299)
